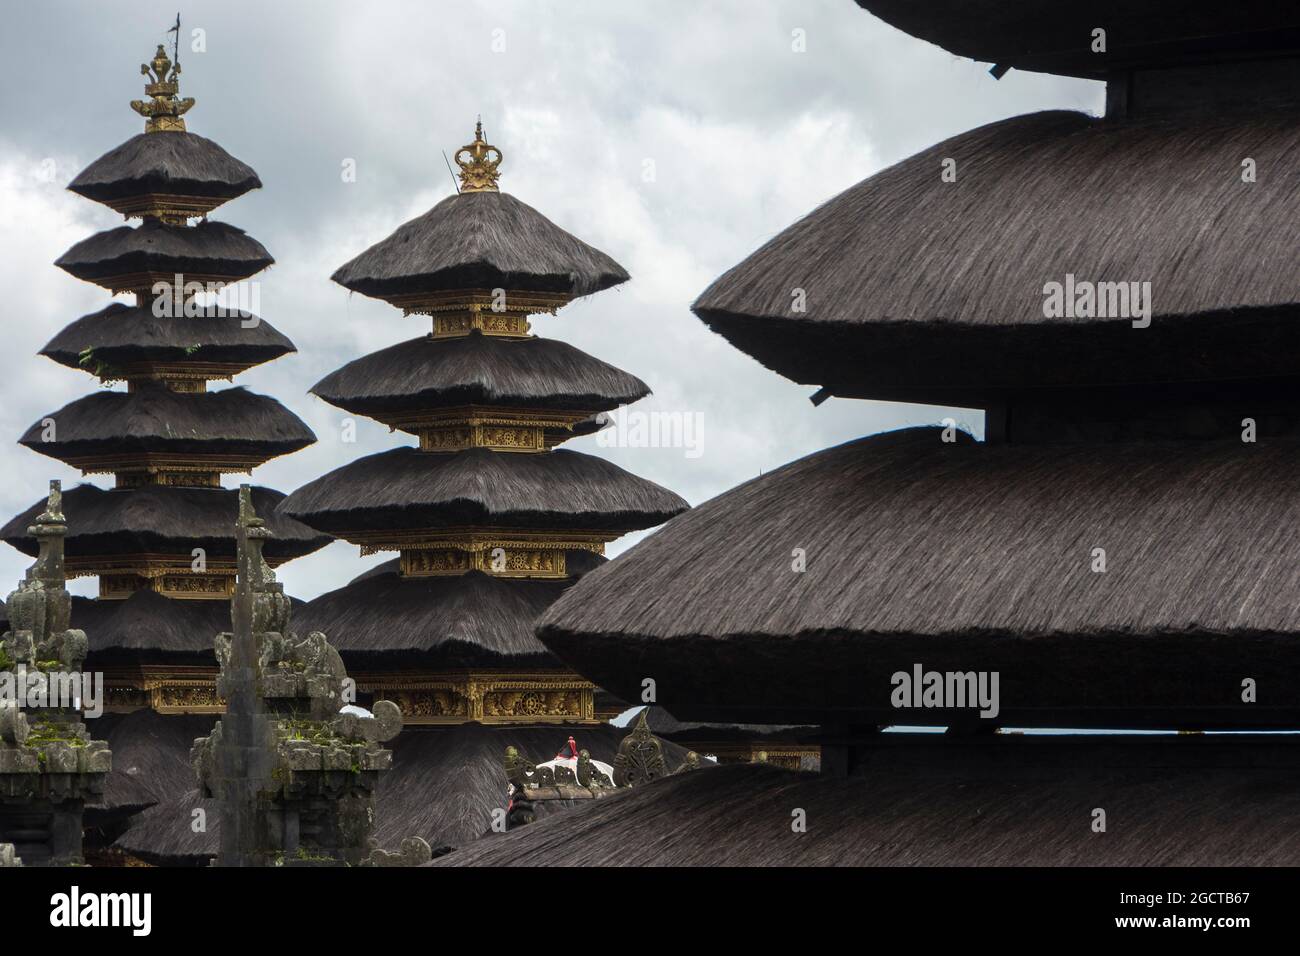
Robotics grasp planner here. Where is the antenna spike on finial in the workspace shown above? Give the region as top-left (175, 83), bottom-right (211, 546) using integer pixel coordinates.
top-left (454, 120), bottom-right (502, 193)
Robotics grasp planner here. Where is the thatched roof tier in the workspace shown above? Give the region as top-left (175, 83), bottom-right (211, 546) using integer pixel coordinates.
top-left (55, 219), bottom-right (273, 290)
top-left (19, 384), bottom-right (314, 468)
top-left (41, 302), bottom-right (294, 375)
top-left (68, 131), bottom-right (260, 215)
top-left (311, 332), bottom-right (649, 420)
top-left (115, 722), bottom-right (689, 862)
top-left (2, 484), bottom-right (331, 563)
top-left (111, 789), bottom-right (214, 867)
top-left (632, 706), bottom-right (814, 746)
top-left (331, 191), bottom-right (628, 303)
top-left (295, 566), bottom-right (583, 663)
top-left (437, 734), bottom-right (1300, 866)
top-left (375, 724), bottom-right (687, 852)
top-left (693, 109), bottom-right (1300, 400)
top-left (279, 446), bottom-right (688, 537)
top-left (74, 590), bottom-right (227, 660)
top-left (539, 427), bottom-right (1300, 729)
top-left (854, 2), bottom-right (1300, 79)
top-left (85, 710), bottom-right (217, 816)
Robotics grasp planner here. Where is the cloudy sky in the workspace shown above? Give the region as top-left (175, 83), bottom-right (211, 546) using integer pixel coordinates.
top-left (0, 0), bottom-right (1102, 600)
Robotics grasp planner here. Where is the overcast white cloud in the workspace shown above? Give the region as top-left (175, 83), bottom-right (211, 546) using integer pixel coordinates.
top-left (0, 0), bottom-right (1102, 600)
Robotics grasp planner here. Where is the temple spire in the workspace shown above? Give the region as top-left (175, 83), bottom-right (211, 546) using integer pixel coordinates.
top-left (129, 43), bottom-right (194, 133)
top-left (454, 119), bottom-right (502, 192)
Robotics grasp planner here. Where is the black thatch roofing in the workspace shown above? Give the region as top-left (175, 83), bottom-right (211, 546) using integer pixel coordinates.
top-left (631, 706), bottom-right (814, 745)
top-left (854, 2), bottom-right (1300, 79)
top-left (2, 484), bottom-right (331, 562)
top-left (115, 721), bottom-right (690, 862)
top-left (41, 302), bottom-right (295, 373)
top-left (437, 734), bottom-right (1300, 866)
top-left (74, 590), bottom-right (235, 660)
top-left (20, 384), bottom-right (314, 465)
top-left (112, 789), bottom-right (214, 866)
top-left (539, 427), bottom-right (1300, 729)
top-left (279, 446), bottom-right (688, 536)
top-left (311, 331), bottom-right (649, 419)
top-left (693, 109), bottom-right (1300, 399)
top-left (56, 219), bottom-right (273, 287)
top-left (332, 191), bottom-right (628, 301)
top-left (86, 710), bottom-right (216, 816)
top-left (375, 724), bottom-right (688, 852)
top-left (68, 132), bottom-right (260, 207)
top-left (295, 567), bottom-right (570, 664)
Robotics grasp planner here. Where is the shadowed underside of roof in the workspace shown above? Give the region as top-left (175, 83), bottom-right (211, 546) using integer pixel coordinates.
top-left (854, 1), bottom-right (1300, 78)
top-left (539, 427), bottom-right (1300, 727)
top-left (631, 706), bottom-right (814, 745)
top-left (436, 735), bottom-right (1300, 866)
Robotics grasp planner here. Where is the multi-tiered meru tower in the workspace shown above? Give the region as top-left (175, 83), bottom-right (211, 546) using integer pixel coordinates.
top-left (459, 3), bottom-right (1300, 865)
top-left (281, 123), bottom-right (688, 850)
top-left (0, 43), bottom-right (329, 857)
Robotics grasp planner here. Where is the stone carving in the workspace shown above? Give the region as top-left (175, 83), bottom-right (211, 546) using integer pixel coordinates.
top-left (613, 707), bottom-right (670, 787)
top-left (0, 482), bottom-right (111, 866)
top-left (362, 836), bottom-right (432, 868)
top-left (1, 483), bottom-right (88, 672)
top-left (192, 486), bottom-right (423, 866)
top-left (502, 717), bottom-right (700, 830)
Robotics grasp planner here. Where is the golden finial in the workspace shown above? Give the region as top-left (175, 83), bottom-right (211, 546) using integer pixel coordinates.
top-left (454, 119), bottom-right (502, 193)
top-left (129, 44), bottom-right (194, 133)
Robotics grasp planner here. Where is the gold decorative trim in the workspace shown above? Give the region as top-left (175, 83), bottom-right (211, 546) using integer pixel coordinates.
top-left (348, 528), bottom-right (610, 574)
top-left (380, 289), bottom-right (571, 324)
top-left (120, 371), bottom-right (219, 390)
top-left (383, 403), bottom-right (595, 438)
top-left (454, 120), bottom-right (502, 193)
top-left (432, 311), bottom-right (531, 338)
top-left (62, 453), bottom-right (262, 481)
top-left (115, 471), bottom-right (223, 489)
top-left (101, 664), bottom-right (601, 725)
top-left (360, 672), bottom-right (597, 726)
top-left (114, 362), bottom-right (243, 384)
top-left (102, 271), bottom-right (261, 297)
top-left (400, 546), bottom-right (567, 578)
top-left (99, 571), bottom-right (234, 601)
top-left (67, 554), bottom-right (236, 577)
top-left (101, 665), bottom-right (220, 714)
top-left (418, 423), bottom-right (546, 453)
top-left (66, 553), bottom-right (293, 587)
top-left (108, 193), bottom-right (225, 221)
top-left (150, 678), bottom-right (224, 714)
